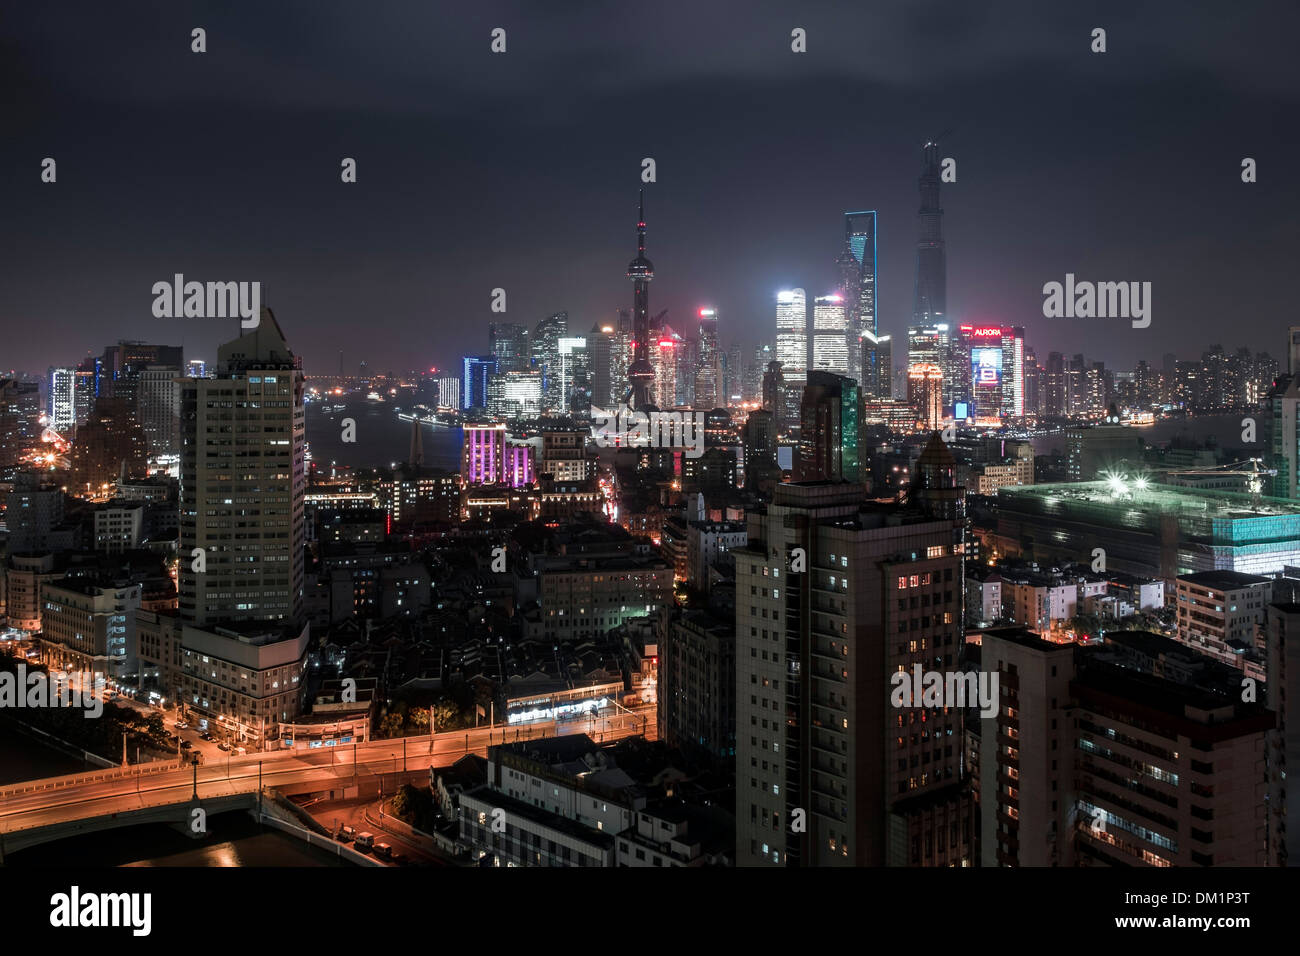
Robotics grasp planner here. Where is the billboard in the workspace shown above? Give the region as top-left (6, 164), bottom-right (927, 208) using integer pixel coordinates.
top-left (971, 347), bottom-right (1002, 387)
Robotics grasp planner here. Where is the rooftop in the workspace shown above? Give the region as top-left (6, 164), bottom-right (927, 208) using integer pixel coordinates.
top-left (1177, 570), bottom-right (1273, 590)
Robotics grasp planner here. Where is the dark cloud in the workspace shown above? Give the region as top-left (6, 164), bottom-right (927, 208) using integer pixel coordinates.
top-left (1, 0), bottom-right (1297, 376)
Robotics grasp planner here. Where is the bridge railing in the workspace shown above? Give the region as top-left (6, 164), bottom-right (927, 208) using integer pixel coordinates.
top-left (0, 760), bottom-right (181, 798)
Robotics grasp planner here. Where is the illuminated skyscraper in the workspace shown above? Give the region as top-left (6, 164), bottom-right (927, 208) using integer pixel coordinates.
top-left (627, 192), bottom-right (657, 410)
top-left (907, 363), bottom-right (944, 431)
top-left (461, 424), bottom-right (507, 485)
top-left (775, 288), bottom-right (808, 383)
top-left (959, 325), bottom-right (1024, 420)
top-left (912, 142), bottom-right (947, 326)
top-left (812, 294), bottom-right (849, 375)
top-left (461, 355), bottom-right (497, 412)
top-left (651, 326), bottom-right (680, 409)
top-left (532, 312), bottom-right (568, 412)
top-left (557, 336), bottom-right (590, 414)
top-left (844, 210), bottom-right (878, 347)
top-left (695, 307), bottom-right (721, 408)
top-left (48, 367), bottom-right (78, 432)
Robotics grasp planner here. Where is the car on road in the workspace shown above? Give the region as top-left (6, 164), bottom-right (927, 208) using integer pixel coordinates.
top-left (175, 721), bottom-right (189, 730)
top-left (180, 740), bottom-right (193, 750)
top-left (233, 746), bottom-right (247, 755)
top-left (218, 742), bottom-right (231, 751)
top-left (199, 732), bottom-right (215, 741)
top-left (337, 826), bottom-right (356, 843)
top-left (353, 832), bottom-right (375, 851)
top-left (372, 842), bottom-right (393, 861)
top-left (389, 851), bottom-right (407, 866)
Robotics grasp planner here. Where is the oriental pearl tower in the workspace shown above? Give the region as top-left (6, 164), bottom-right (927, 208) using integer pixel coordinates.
top-left (626, 190), bottom-right (657, 411)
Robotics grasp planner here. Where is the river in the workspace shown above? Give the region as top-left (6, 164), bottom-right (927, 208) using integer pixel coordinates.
top-left (1029, 412), bottom-right (1251, 457)
top-left (306, 398), bottom-right (462, 471)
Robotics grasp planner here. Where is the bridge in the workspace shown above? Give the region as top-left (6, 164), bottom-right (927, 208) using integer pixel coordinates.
top-left (0, 708), bottom-right (651, 859)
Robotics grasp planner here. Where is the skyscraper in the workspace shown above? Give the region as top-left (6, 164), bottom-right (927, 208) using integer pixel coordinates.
top-left (908, 363), bottom-right (944, 431)
top-left (461, 355), bottom-right (497, 412)
top-left (695, 307), bottom-right (721, 409)
top-left (812, 294), bottom-right (849, 375)
top-left (556, 335), bottom-right (590, 414)
top-left (845, 211), bottom-right (878, 338)
top-left (798, 371), bottom-right (860, 483)
top-left (627, 191), bottom-right (657, 411)
top-left (180, 309), bottom-right (305, 629)
top-left (588, 322), bottom-right (615, 409)
top-left (912, 142), bottom-right (947, 326)
top-left (860, 331), bottom-right (893, 400)
top-left (761, 360), bottom-right (784, 429)
top-left (650, 326), bottom-right (680, 410)
top-left (136, 366), bottom-right (182, 456)
top-left (48, 367), bottom-right (78, 432)
top-left (489, 322), bottom-right (531, 373)
top-left (532, 311), bottom-right (568, 412)
top-left (775, 289), bottom-right (808, 384)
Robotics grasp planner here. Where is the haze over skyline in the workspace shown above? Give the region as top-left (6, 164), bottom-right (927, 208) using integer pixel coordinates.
top-left (2, 1), bottom-right (1296, 376)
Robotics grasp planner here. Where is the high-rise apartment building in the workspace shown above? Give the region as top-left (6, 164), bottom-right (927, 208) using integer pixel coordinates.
top-left (734, 467), bottom-right (968, 866)
top-left (179, 311), bottom-right (305, 629)
top-left (981, 628), bottom-right (1271, 867)
top-left (69, 397), bottom-right (148, 494)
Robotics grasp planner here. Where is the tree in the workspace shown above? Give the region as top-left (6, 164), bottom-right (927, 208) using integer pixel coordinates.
top-left (433, 698), bottom-right (460, 733)
top-left (379, 712), bottom-right (405, 738)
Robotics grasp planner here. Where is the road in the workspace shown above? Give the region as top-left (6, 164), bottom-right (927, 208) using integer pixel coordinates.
top-left (0, 704), bottom-right (655, 840)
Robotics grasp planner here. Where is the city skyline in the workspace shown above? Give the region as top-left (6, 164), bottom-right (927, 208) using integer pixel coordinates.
top-left (4, 0), bottom-right (1300, 897)
top-left (2, 3), bottom-right (1296, 377)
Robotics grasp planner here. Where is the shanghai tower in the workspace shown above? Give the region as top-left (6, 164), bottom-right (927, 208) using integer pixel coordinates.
top-left (626, 189), bottom-right (657, 410)
top-left (911, 141), bottom-right (946, 324)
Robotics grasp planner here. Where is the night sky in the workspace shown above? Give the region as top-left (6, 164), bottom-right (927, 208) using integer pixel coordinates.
top-left (2, 1), bottom-right (1296, 378)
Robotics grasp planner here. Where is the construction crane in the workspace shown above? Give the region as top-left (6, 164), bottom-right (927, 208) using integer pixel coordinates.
top-left (1179, 457), bottom-right (1277, 510)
